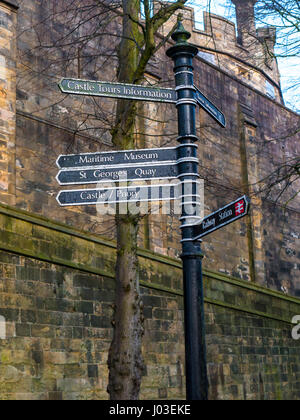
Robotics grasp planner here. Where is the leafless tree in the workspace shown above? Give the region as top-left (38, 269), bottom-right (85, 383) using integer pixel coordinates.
top-left (15, 0), bottom-right (299, 400)
top-left (17, 0), bottom-right (198, 400)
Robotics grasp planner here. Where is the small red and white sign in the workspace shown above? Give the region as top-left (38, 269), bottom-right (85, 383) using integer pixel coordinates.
top-left (192, 195), bottom-right (250, 240)
top-left (235, 200), bottom-right (245, 216)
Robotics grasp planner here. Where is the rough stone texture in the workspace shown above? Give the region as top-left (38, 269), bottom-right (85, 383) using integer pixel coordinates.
top-left (161, 6), bottom-right (281, 101)
top-left (4, 0), bottom-right (297, 295)
top-left (0, 0), bottom-right (299, 400)
top-left (0, 204), bottom-right (299, 400)
top-left (0, 2), bottom-right (17, 206)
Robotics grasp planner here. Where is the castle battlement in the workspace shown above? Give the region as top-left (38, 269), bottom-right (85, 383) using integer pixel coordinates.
top-left (160, 3), bottom-right (282, 104)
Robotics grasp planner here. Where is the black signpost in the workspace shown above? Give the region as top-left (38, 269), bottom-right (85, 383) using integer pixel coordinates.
top-left (55, 19), bottom-right (251, 402)
top-left (59, 80), bottom-right (225, 126)
top-left (167, 22), bottom-right (209, 401)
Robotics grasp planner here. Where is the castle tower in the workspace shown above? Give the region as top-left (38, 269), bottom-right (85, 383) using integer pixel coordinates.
top-left (231, 0), bottom-right (257, 46)
top-left (231, 0), bottom-right (279, 87)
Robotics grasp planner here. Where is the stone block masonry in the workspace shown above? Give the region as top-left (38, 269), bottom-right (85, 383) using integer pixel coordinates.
top-left (0, 203), bottom-right (299, 400)
top-left (0, 0), bottom-right (297, 400)
top-left (11, 0), bottom-right (299, 297)
top-left (161, 7), bottom-right (281, 102)
top-left (0, 1), bottom-right (17, 206)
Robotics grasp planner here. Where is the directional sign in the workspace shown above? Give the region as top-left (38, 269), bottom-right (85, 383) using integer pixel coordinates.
top-left (194, 86), bottom-right (226, 128)
top-left (192, 196), bottom-right (250, 240)
top-left (56, 147), bottom-right (178, 169)
top-left (59, 78), bottom-right (177, 104)
top-left (56, 184), bottom-right (179, 207)
top-left (58, 79), bottom-right (226, 127)
top-left (56, 163), bottom-right (178, 186)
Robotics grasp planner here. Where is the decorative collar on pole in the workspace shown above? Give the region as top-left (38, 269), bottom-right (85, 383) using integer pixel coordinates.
top-left (167, 15), bottom-right (198, 58)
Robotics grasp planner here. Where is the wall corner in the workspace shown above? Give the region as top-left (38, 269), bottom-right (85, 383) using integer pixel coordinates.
top-left (0, 0), bottom-right (18, 206)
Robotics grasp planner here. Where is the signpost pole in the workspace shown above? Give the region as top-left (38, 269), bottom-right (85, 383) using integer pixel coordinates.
top-left (167, 20), bottom-right (209, 400)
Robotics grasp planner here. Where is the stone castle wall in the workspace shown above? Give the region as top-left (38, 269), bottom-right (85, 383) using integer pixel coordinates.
top-left (0, 0), bottom-right (18, 206)
top-left (160, 6), bottom-right (282, 103)
top-left (0, 204), bottom-right (299, 400)
top-left (0, 0), bottom-right (296, 296)
top-left (0, 0), bottom-right (299, 400)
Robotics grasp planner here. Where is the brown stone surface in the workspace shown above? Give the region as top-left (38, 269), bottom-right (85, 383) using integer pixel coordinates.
top-left (0, 0), bottom-right (299, 400)
top-left (0, 206), bottom-right (298, 400)
top-left (0, 2), bottom-right (17, 206)
top-left (0, 0), bottom-right (293, 295)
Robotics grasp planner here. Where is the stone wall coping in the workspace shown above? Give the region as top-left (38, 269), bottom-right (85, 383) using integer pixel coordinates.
top-left (1, 202), bottom-right (300, 309)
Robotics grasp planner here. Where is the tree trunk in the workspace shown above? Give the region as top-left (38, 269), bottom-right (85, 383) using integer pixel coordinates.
top-left (108, 214), bottom-right (144, 399)
top-left (107, 0), bottom-right (145, 400)
top-left (107, 0), bottom-right (188, 399)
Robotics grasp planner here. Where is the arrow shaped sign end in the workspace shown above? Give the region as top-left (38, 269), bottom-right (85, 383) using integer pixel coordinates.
top-left (58, 79), bottom-right (65, 94)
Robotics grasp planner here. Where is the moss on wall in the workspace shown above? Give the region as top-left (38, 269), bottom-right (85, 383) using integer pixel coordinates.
top-left (0, 204), bottom-right (299, 400)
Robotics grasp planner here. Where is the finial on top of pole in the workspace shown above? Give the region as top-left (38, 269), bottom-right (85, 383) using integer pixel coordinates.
top-left (171, 14), bottom-right (192, 45)
top-left (177, 13), bottom-right (183, 23)
top-left (167, 14), bottom-right (198, 58)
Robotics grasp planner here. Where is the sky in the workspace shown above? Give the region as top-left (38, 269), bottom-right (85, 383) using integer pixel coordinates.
top-left (185, 0), bottom-right (299, 112)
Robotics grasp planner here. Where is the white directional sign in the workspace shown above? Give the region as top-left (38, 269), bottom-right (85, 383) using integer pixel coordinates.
top-left (59, 78), bottom-right (177, 104)
top-left (56, 162), bottom-right (178, 186)
top-left (56, 147), bottom-right (178, 169)
top-left (56, 184), bottom-right (179, 206)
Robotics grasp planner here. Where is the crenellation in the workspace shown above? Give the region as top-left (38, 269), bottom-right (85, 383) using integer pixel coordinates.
top-left (160, 2), bottom-right (282, 104)
top-left (202, 12), bottom-right (237, 44)
top-left (257, 26), bottom-right (277, 68)
top-left (232, 0), bottom-right (257, 45)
